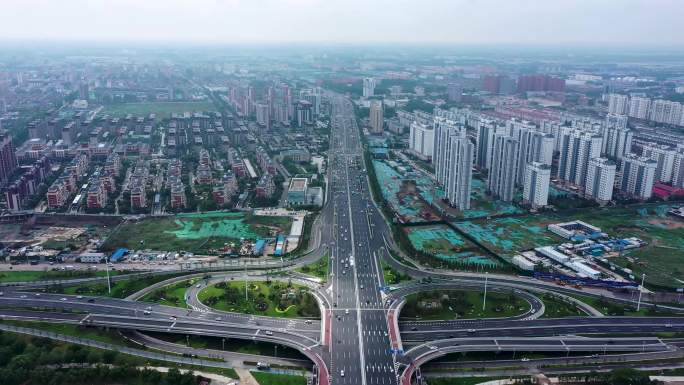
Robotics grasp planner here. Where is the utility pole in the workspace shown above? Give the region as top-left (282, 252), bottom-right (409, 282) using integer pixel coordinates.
top-left (482, 272), bottom-right (488, 311)
top-left (637, 273), bottom-right (645, 312)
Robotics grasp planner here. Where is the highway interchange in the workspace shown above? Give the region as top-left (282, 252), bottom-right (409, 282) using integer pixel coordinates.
top-left (1, 95), bottom-right (684, 385)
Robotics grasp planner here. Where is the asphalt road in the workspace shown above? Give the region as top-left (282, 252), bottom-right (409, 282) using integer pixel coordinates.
top-left (326, 96), bottom-right (397, 385)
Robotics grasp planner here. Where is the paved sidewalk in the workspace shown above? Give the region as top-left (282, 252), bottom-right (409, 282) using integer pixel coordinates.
top-left (235, 368), bottom-right (259, 385)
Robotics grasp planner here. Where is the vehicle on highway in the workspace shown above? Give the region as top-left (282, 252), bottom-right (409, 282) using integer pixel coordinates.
top-left (265, 330), bottom-right (273, 336)
top-left (340, 370), bottom-right (345, 377)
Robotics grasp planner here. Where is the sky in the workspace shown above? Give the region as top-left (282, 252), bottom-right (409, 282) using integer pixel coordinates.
top-left (0, 0), bottom-right (682, 45)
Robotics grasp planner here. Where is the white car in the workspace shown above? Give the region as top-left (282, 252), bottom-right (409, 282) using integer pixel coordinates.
top-left (340, 370), bottom-right (345, 377)
top-left (345, 309), bottom-right (349, 315)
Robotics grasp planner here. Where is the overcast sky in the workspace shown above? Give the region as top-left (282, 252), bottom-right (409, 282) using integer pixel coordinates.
top-left (0, 0), bottom-right (681, 45)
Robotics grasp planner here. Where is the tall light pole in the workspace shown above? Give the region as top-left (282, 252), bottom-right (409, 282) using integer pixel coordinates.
top-left (482, 272), bottom-right (488, 311)
top-left (244, 259), bottom-right (248, 302)
top-left (105, 256), bottom-right (111, 295)
top-left (637, 273), bottom-right (646, 312)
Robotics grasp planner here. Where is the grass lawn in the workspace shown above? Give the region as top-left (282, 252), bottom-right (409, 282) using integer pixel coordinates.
top-left (252, 371), bottom-right (307, 385)
top-left (47, 272), bottom-right (185, 299)
top-left (401, 290), bottom-right (529, 320)
top-left (0, 320), bottom-right (130, 345)
top-left (145, 332), bottom-right (307, 360)
top-left (102, 212), bottom-right (291, 254)
top-left (380, 260), bottom-right (411, 285)
top-left (425, 377), bottom-right (506, 385)
top-left (198, 280), bottom-right (320, 319)
top-left (296, 254), bottom-right (329, 282)
top-left (141, 280), bottom-right (196, 308)
top-left (0, 269), bottom-right (122, 283)
top-left (103, 101), bottom-right (217, 118)
top-left (539, 293), bottom-right (588, 318)
top-left (566, 293), bottom-right (684, 317)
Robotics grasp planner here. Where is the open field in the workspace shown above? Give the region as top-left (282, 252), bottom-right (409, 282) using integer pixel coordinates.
top-left (102, 212), bottom-right (291, 254)
top-left (453, 215), bottom-right (561, 259)
top-left (447, 177), bottom-right (523, 219)
top-left (372, 160), bottom-right (442, 223)
top-left (406, 225), bottom-right (498, 268)
top-left (454, 203), bottom-right (684, 288)
top-left (197, 281), bottom-right (319, 318)
top-left (400, 290), bottom-right (529, 320)
top-left (103, 101), bottom-right (217, 118)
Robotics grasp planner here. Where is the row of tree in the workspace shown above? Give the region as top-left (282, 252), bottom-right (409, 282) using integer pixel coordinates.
top-left (0, 330), bottom-right (200, 385)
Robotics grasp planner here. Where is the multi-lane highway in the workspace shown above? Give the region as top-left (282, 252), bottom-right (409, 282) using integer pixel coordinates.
top-left (326, 96), bottom-right (397, 385)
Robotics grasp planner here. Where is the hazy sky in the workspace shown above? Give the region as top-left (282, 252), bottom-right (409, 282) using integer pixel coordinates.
top-left (0, 0), bottom-right (681, 45)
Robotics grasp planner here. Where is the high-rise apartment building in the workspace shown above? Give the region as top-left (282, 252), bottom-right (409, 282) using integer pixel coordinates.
top-left (523, 162), bottom-right (551, 208)
top-left (506, 121), bottom-right (554, 185)
top-left (557, 128), bottom-right (603, 187)
top-left (650, 99), bottom-right (683, 125)
top-left (447, 83), bottom-right (463, 102)
top-left (363, 77), bottom-right (376, 98)
top-left (408, 121), bottom-right (434, 160)
top-left (673, 145), bottom-right (684, 188)
top-left (487, 133), bottom-right (519, 202)
top-left (602, 114), bottom-right (633, 160)
top-left (369, 100), bottom-right (384, 134)
top-left (0, 130), bottom-right (18, 186)
top-left (620, 154), bottom-right (657, 200)
top-left (585, 157), bottom-right (616, 203)
top-left (628, 97), bottom-right (650, 119)
top-left (642, 143), bottom-right (676, 183)
top-left (433, 117), bottom-right (473, 210)
top-left (608, 94), bottom-right (629, 115)
top-left (474, 118), bottom-right (500, 169)
top-left (517, 74), bottom-right (565, 93)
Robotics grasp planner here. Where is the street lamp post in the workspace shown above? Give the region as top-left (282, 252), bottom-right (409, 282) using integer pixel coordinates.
top-left (105, 256), bottom-right (111, 295)
top-left (636, 273), bottom-right (646, 312)
top-left (482, 272), bottom-right (488, 311)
